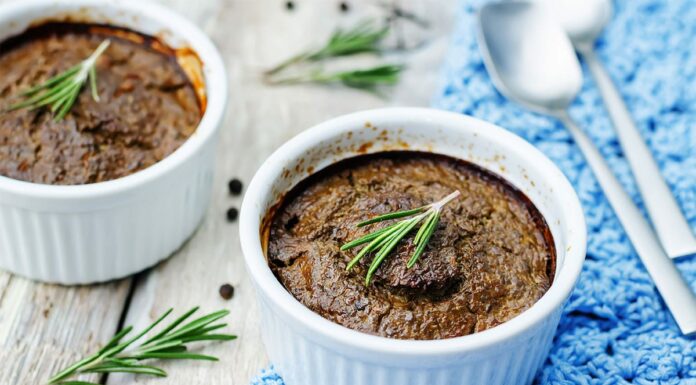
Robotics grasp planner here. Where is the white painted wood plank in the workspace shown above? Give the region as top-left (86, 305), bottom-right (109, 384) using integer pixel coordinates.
top-left (0, 276), bottom-right (131, 385)
top-left (0, 0), bottom-right (135, 381)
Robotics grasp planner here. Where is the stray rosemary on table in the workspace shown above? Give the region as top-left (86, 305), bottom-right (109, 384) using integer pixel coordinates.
top-left (46, 307), bottom-right (236, 385)
top-left (264, 20), bottom-right (403, 93)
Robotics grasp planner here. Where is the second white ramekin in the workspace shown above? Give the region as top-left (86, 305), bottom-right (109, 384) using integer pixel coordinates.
top-left (0, 0), bottom-right (227, 284)
top-left (240, 108), bottom-right (586, 385)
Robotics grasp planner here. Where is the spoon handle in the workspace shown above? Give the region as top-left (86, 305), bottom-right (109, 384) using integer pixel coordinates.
top-left (558, 112), bottom-right (696, 336)
top-left (580, 48), bottom-right (696, 259)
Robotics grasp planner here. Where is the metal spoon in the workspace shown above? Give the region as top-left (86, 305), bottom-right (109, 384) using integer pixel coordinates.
top-left (538, 0), bottom-right (696, 259)
top-left (477, 1), bottom-right (696, 335)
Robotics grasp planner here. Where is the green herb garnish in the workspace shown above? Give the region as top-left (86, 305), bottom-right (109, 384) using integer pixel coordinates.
top-left (264, 20), bottom-right (403, 93)
top-left (265, 20), bottom-right (388, 76)
top-left (268, 64), bottom-right (403, 93)
top-left (46, 307), bottom-right (236, 385)
top-left (7, 40), bottom-right (111, 121)
top-left (342, 190), bottom-right (461, 285)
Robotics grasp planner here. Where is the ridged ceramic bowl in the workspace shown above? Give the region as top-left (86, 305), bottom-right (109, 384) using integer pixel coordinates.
top-left (0, 0), bottom-right (227, 284)
top-left (240, 108), bottom-right (586, 385)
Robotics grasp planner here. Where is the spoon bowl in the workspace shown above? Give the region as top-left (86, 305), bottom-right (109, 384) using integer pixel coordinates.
top-left (478, 2), bottom-right (581, 114)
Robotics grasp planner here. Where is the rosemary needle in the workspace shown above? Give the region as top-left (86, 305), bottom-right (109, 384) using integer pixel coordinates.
top-left (7, 39), bottom-right (111, 121)
top-left (341, 190), bottom-right (461, 285)
top-left (268, 64), bottom-right (403, 93)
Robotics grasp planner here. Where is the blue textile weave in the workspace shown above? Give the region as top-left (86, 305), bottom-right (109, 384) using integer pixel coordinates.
top-left (252, 0), bottom-right (696, 383)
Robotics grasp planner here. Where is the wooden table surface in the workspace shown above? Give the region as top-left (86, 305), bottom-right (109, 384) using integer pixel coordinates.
top-left (0, 1), bottom-right (456, 383)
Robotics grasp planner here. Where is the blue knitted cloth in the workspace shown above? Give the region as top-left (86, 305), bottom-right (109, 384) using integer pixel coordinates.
top-left (252, 0), bottom-right (696, 383)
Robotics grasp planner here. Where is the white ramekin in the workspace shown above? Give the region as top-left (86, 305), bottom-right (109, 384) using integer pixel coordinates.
top-left (240, 108), bottom-right (586, 385)
top-left (0, 0), bottom-right (227, 284)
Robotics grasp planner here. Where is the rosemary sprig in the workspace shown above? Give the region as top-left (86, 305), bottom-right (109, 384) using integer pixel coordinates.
top-left (47, 307), bottom-right (236, 385)
top-left (264, 20), bottom-right (403, 93)
top-left (7, 39), bottom-right (111, 121)
top-left (265, 20), bottom-right (388, 76)
top-left (341, 190), bottom-right (461, 285)
top-left (269, 64), bottom-right (403, 92)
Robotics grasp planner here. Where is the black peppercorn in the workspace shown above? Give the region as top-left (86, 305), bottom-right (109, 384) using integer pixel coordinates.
top-left (285, 1), bottom-right (295, 11)
top-left (219, 283), bottom-right (234, 300)
top-left (226, 207), bottom-right (239, 222)
top-left (228, 178), bottom-right (243, 195)
top-left (339, 2), bottom-right (349, 12)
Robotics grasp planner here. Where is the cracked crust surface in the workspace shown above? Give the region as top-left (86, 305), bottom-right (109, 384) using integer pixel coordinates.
top-left (0, 24), bottom-right (201, 185)
top-left (266, 152), bottom-right (555, 340)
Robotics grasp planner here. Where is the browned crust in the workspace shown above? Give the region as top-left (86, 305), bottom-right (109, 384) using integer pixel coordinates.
top-left (260, 150), bottom-right (556, 283)
top-left (0, 21), bottom-right (206, 113)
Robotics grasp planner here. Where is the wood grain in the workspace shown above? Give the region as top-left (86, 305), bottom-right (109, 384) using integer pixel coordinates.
top-left (0, 0), bottom-right (456, 384)
top-left (0, 276), bottom-right (131, 384)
